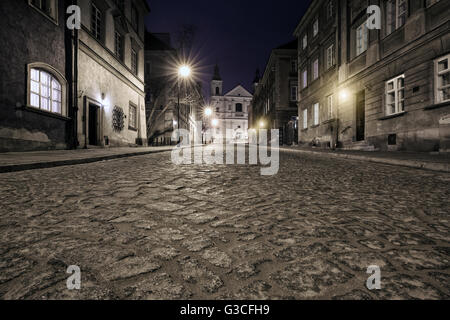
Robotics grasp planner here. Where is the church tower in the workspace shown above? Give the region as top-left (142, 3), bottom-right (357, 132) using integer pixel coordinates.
top-left (252, 68), bottom-right (260, 94)
top-left (211, 64), bottom-right (223, 97)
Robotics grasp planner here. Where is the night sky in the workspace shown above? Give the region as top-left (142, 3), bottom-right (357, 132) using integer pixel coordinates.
top-left (145, 0), bottom-right (312, 99)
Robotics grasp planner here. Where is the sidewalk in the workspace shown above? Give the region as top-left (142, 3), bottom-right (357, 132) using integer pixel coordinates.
top-left (0, 146), bottom-right (175, 173)
top-left (279, 146), bottom-right (450, 173)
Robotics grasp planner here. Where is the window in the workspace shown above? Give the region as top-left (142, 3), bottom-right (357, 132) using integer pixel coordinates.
top-left (129, 104), bottom-right (137, 129)
top-left (435, 54), bottom-right (450, 103)
top-left (290, 85), bottom-right (298, 102)
top-left (302, 34), bottom-right (307, 49)
top-left (356, 22), bottom-right (368, 56)
top-left (327, 95), bottom-right (334, 119)
top-left (313, 19), bottom-right (319, 37)
top-left (91, 3), bottom-right (102, 41)
top-left (386, 0), bottom-right (406, 36)
top-left (313, 59), bottom-right (319, 80)
top-left (131, 3), bottom-right (139, 31)
top-left (386, 74), bottom-right (405, 115)
top-left (114, 31), bottom-right (124, 61)
top-left (29, 68), bottom-right (62, 115)
top-left (235, 103), bottom-right (243, 113)
top-left (326, 44), bottom-right (335, 69)
top-left (313, 103), bottom-right (319, 125)
top-left (426, 0), bottom-right (440, 7)
top-left (131, 49), bottom-right (138, 75)
top-left (327, 1), bottom-right (334, 20)
top-left (215, 87), bottom-right (220, 95)
top-left (302, 69), bottom-right (308, 88)
top-left (303, 108), bottom-right (308, 129)
top-left (29, 0), bottom-right (57, 21)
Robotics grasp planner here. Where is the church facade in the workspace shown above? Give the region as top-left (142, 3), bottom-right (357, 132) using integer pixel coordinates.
top-left (210, 65), bottom-right (252, 143)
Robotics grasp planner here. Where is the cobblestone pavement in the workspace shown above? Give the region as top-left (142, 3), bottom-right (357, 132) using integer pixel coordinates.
top-left (0, 149), bottom-right (449, 300)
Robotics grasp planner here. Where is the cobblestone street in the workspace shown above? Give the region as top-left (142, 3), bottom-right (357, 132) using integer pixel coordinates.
top-left (0, 149), bottom-right (449, 300)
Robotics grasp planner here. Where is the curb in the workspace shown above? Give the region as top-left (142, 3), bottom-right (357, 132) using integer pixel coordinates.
top-left (0, 149), bottom-right (173, 174)
top-left (279, 147), bottom-right (449, 173)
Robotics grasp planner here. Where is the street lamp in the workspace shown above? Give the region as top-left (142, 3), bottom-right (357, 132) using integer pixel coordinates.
top-left (259, 120), bottom-right (265, 129)
top-left (177, 64), bottom-right (192, 144)
top-left (212, 119), bottom-right (219, 127)
top-left (204, 107), bottom-right (213, 117)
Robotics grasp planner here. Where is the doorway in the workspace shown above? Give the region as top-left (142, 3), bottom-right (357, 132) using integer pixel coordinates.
top-left (356, 90), bottom-right (365, 142)
top-left (88, 103), bottom-right (99, 146)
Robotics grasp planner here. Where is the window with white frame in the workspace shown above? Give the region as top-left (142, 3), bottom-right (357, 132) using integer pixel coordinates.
top-left (29, 68), bottom-right (62, 114)
top-left (290, 85), bottom-right (298, 102)
top-left (435, 54), bottom-right (450, 103)
top-left (129, 104), bottom-right (137, 129)
top-left (327, 94), bottom-right (334, 119)
top-left (91, 3), bottom-right (102, 41)
top-left (302, 69), bottom-right (308, 88)
top-left (313, 103), bottom-right (319, 125)
top-left (131, 49), bottom-right (138, 75)
top-left (302, 34), bottom-right (307, 49)
top-left (313, 59), bottom-right (319, 80)
top-left (29, 0), bottom-right (57, 21)
top-left (326, 44), bottom-right (335, 70)
top-left (313, 19), bottom-right (319, 37)
top-left (386, 74), bottom-right (405, 115)
top-left (303, 108), bottom-right (308, 129)
top-left (356, 22), bottom-right (368, 56)
top-left (386, 0), bottom-right (407, 36)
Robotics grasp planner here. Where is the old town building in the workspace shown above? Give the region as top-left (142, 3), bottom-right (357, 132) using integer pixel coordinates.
top-left (0, 0), bottom-right (74, 152)
top-left (210, 65), bottom-right (252, 143)
top-left (251, 40), bottom-right (299, 145)
top-left (295, 0), bottom-right (450, 152)
top-left (77, 0), bottom-right (150, 148)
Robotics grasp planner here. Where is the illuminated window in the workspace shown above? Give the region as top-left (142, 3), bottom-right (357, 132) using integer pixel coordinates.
top-left (303, 108), bottom-right (308, 129)
top-left (313, 19), bottom-right (319, 37)
top-left (386, 0), bottom-right (407, 35)
top-left (313, 59), bottom-right (319, 80)
top-left (313, 103), bottom-right (319, 125)
top-left (327, 94), bottom-right (334, 119)
top-left (435, 54), bottom-right (450, 103)
top-left (386, 74), bottom-right (405, 115)
top-left (29, 68), bottom-right (63, 115)
top-left (302, 69), bottom-right (308, 88)
top-left (356, 22), bottom-right (368, 56)
top-left (302, 34), bottom-right (307, 49)
top-left (326, 44), bottom-right (335, 69)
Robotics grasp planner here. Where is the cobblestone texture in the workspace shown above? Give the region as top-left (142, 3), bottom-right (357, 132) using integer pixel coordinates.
top-left (0, 150), bottom-right (449, 299)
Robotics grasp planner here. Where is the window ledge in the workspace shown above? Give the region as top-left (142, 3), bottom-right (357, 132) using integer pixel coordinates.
top-left (322, 118), bottom-right (336, 124)
top-left (128, 126), bottom-right (138, 132)
top-left (378, 111), bottom-right (407, 121)
top-left (311, 124), bottom-right (320, 128)
top-left (301, 128), bottom-right (308, 132)
top-left (424, 101), bottom-right (450, 110)
top-left (19, 105), bottom-right (71, 121)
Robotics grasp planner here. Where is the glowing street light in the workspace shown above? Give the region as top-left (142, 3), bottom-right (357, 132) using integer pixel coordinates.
top-left (259, 120), bottom-right (265, 128)
top-left (178, 65), bottom-right (191, 78)
top-left (211, 119), bottom-right (219, 127)
top-left (339, 89), bottom-right (349, 101)
top-left (204, 107), bottom-right (213, 117)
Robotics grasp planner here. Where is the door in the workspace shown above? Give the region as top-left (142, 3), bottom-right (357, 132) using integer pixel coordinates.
top-left (356, 90), bottom-right (365, 142)
top-left (88, 103), bottom-right (99, 146)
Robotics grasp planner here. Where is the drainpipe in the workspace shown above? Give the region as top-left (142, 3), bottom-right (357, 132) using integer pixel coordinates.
top-left (72, 15), bottom-right (79, 149)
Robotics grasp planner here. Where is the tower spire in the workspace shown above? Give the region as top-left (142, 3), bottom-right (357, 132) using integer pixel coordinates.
top-left (212, 64), bottom-right (222, 81)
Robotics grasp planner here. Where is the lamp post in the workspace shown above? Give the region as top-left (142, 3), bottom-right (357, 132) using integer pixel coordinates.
top-left (203, 107), bottom-right (213, 144)
top-left (177, 65), bottom-right (192, 144)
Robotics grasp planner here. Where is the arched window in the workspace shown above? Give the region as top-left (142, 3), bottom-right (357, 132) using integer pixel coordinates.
top-left (215, 87), bottom-right (220, 95)
top-left (28, 63), bottom-right (67, 116)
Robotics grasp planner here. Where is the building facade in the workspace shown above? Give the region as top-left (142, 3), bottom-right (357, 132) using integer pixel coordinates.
top-left (0, 0), bottom-right (74, 152)
top-left (251, 40), bottom-right (299, 145)
top-left (210, 65), bottom-right (252, 143)
top-left (295, 0), bottom-right (450, 152)
top-left (77, 0), bottom-right (149, 148)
